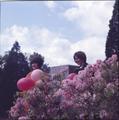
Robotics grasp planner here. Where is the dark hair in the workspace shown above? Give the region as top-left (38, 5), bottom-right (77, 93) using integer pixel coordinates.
top-left (73, 51), bottom-right (87, 63)
top-left (30, 56), bottom-right (44, 69)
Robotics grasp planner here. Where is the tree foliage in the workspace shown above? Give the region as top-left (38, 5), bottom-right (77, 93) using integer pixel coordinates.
top-left (105, 0), bottom-right (119, 59)
top-left (0, 41), bottom-right (30, 117)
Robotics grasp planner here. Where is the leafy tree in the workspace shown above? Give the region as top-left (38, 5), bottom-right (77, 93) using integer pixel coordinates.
top-left (105, 0), bottom-right (119, 59)
top-left (42, 63), bottom-right (50, 73)
top-left (0, 41), bottom-right (30, 117)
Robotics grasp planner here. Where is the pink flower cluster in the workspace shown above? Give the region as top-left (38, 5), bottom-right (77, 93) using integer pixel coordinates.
top-left (9, 54), bottom-right (119, 120)
top-left (9, 97), bottom-right (28, 119)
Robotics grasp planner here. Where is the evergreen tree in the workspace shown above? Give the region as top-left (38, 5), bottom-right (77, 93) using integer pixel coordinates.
top-left (105, 0), bottom-right (119, 59)
top-left (0, 41), bottom-right (30, 117)
top-left (0, 55), bottom-right (3, 86)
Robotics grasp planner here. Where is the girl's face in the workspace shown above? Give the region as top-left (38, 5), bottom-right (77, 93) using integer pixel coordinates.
top-left (74, 56), bottom-right (83, 65)
top-left (31, 63), bottom-right (39, 70)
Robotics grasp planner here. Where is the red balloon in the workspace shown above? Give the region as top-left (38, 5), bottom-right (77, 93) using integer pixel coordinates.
top-left (66, 73), bottom-right (76, 80)
top-left (17, 77), bottom-right (35, 91)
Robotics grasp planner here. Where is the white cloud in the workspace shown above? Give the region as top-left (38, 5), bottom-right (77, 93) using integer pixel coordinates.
top-left (71, 36), bottom-right (106, 64)
top-left (1, 25), bottom-right (108, 66)
top-left (1, 0), bottom-right (114, 67)
top-left (44, 1), bottom-right (56, 9)
top-left (0, 25), bottom-right (29, 53)
top-left (0, 25), bottom-right (72, 66)
top-left (63, 1), bottom-right (114, 36)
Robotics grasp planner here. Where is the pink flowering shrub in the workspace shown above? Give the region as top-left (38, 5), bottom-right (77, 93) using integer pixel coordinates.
top-left (9, 55), bottom-right (119, 120)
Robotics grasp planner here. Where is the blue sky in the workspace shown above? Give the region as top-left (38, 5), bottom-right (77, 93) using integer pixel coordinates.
top-left (1, 1), bottom-right (81, 41)
top-left (0, 1), bottom-right (115, 66)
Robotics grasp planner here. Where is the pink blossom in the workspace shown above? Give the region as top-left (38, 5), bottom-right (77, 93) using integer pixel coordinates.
top-left (99, 110), bottom-right (108, 119)
top-left (18, 116), bottom-right (29, 120)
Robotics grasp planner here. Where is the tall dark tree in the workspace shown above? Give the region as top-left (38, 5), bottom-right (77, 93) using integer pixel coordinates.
top-left (0, 55), bottom-right (3, 86)
top-left (105, 0), bottom-right (119, 59)
top-left (0, 41), bottom-right (30, 117)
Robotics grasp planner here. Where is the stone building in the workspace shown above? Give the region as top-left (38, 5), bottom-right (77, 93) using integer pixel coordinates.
top-left (50, 65), bottom-right (78, 81)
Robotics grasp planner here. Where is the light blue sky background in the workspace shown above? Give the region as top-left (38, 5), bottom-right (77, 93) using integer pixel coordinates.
top-left (0, 1), bottom-right (115, 66)
top-left (1, 1), bottom-right (82, 41)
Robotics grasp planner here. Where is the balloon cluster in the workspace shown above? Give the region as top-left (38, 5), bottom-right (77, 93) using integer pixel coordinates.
top-left (17, 69), bottom-right (44, 91)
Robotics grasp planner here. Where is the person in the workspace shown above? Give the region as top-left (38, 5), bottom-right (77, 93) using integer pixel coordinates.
top-left (26, 55), bottom-right (44, 78)
top-left (73, 51), bottom-right (88, 74)
top-left (26, 55), bottom-right (50, 81)
top-left (30, 55), bottom-right (44, 70)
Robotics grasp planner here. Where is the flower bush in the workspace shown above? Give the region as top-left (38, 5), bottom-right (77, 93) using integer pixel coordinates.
top-left (9, 55), bottom-right (119, 120)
